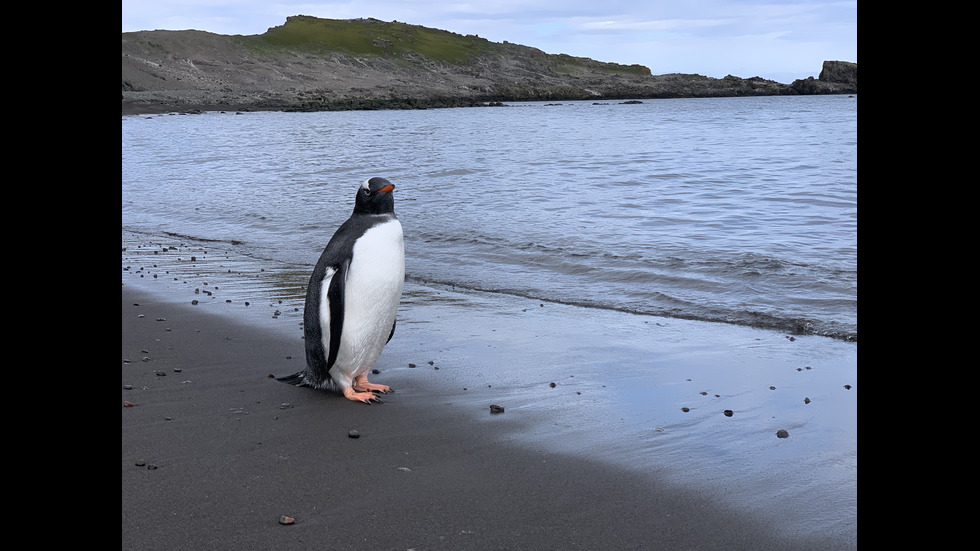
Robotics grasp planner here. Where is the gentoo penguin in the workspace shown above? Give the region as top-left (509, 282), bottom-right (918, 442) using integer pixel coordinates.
top-left (278, 177), bottom-right (405, 403)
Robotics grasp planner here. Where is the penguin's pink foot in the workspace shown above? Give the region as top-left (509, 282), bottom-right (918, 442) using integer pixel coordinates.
top-left (343, 387), bottom-right (382, 403)
top-left (353, 375), bottom-right (392, 394)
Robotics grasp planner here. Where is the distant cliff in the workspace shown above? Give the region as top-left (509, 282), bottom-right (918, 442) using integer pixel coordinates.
top-left (121, 15), bottom-right (857, 114)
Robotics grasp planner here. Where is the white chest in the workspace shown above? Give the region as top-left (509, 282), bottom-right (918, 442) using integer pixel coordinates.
top-left (347, 219), bottom-right (405, 294)
top-left (340, 219), bottom-right (405, 342)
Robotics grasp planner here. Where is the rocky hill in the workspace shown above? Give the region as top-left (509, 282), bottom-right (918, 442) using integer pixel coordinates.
top-left (121, 15), bottom-right (857, 115)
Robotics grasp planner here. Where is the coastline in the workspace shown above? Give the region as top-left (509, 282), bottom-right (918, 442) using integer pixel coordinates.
top-left (122, 241), bottom-right (856, 549)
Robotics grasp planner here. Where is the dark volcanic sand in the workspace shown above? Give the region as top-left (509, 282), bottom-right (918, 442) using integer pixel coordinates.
top-left (122, 283), bottom-right (849, 550)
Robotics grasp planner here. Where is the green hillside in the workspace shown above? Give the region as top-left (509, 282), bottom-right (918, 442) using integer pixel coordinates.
top-left (241, 15), bottom-right (495, 63)
top-left (233, 15), bottom-right (649, 76)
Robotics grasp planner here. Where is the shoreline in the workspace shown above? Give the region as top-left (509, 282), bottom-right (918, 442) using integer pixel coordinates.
top-left (123, 255), bottom-right (856, 550)
top-left (121, 92), bottom-right (858, 118)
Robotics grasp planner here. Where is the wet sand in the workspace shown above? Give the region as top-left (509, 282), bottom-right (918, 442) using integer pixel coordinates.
top-left (122, 269), bottom-right (856, 550)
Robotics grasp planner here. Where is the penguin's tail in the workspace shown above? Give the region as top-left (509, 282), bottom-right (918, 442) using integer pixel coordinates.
top-left (276, 371), bottom-right (311, 387)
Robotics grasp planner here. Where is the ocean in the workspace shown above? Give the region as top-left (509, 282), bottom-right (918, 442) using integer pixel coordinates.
top-left (122, 95), bottom-right (857, 341)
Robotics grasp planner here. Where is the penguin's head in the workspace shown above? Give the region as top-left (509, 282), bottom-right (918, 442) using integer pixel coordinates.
top-left (353, 177), bottom-right (396, 215)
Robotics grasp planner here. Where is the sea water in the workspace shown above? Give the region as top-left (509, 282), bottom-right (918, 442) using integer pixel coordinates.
top-left (122, 95), bottom-right (857, 341)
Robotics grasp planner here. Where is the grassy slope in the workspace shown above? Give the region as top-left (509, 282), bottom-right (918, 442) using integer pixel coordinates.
top-left (235, 15), bottom-right (649, 75)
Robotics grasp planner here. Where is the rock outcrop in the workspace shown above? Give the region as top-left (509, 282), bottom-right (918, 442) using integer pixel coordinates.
top-left (818, 60), bottom-right (858, 86)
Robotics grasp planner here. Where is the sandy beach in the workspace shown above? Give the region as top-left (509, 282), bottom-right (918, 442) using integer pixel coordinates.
top-left (122, 254), bottom-right (856, 550)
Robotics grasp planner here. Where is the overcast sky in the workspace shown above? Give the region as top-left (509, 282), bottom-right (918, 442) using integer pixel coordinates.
top-left (120, 1), bottom-right (857, 84)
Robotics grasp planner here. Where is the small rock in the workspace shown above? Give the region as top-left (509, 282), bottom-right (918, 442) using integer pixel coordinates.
top-left (397, 467), bottom-right (412, 472)
top-left (490, 404), bottom-right (505, 414)
top-left (804, 397), bottom-right (811, 404)
top-left (123, 401), bottom-right (135, 407)
top-left (723, 410), bottom-right (734, 417)
top-left (776, 429), bottom-right (790, 438)
top-left (681, 407), bottom-right (690, 412)
top-left (279, 516), bottom-right (295, 525)
top-left (549, 382), bottom-right (556, 388)
top-left (348, 430), bottom-right (360, 438)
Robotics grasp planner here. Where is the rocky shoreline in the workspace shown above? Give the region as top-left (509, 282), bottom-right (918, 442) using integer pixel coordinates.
top-left (121, 17), bottom-right (857, 116)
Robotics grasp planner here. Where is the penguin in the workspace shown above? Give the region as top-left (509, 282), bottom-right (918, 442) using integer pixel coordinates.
top-left (278, 177), bottom-right (405, 403)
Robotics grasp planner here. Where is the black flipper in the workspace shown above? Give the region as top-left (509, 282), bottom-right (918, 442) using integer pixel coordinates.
top-left (277, 259), bottom-right (349, 390)
top-left (325, 258), bottom-right (348, 370)
top-left (386, 318), bottom-right (396, 344)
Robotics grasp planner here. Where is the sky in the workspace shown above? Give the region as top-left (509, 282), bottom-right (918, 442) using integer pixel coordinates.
top-left (120, 1), bottom-right (857, 84)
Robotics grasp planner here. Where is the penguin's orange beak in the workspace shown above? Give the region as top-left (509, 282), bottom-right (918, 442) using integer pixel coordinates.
top-left (378, 184), bottom-right (395, 193)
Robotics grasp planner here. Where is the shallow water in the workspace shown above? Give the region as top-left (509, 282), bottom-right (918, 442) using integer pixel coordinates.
top-left (381, 283), bottom-right (857, 542)
top-left (122, 95), bottom-right (857, 340)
